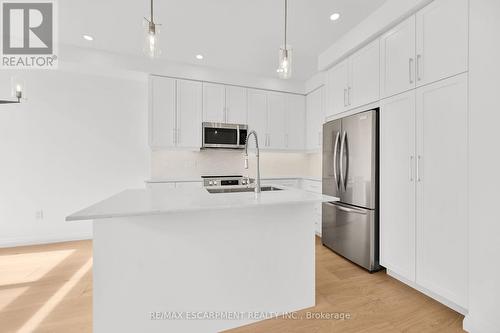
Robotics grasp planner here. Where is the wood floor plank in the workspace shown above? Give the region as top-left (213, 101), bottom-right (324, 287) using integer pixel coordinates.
top-left (0, 238), bottom-right (465, 333)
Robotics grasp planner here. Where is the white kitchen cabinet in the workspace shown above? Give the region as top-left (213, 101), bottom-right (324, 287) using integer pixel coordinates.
top-left (325, 59), bottom-right (349, 117)
top-left (415, 74), bottom-right (468, 308)
top-left (380, 90), bottom-right (416, 282)
top-left (248, 89), bottom-right (305, 150)
top-left (306, 87), bottom-right (323, 150)
top-left (286, 94), bottom-right (306, 150)
top-left (380, 74), bottom-right (468, 310)
top-left (415, 0), bottom-right (468, 87)
top-left (150, 76), bottom-right (202, 149)
top-left (267, 93), bottom-right (287, 149)
top-left (380, 16), bottom-right (416, 99)
top-left (202, 82), bottom-right (226, 123)
top-left (247, 89), bottom-right (268, 145)
top-left (380, 0), bottom-right (468, 96)
top-left (150, 76), bottom-right (176, 149)
top-left (349, 39), bottom-right (380, 108)
top-left (225, 86), bottom-right (248, 124)
top-left (175, 181), bottom-right (203, 188)
top-left (325, 40), bottom-right (380, 115)
top-left (301, 179), bottom-right (322, 236)
top-left (203, 83), bottom-right (248, 124)
top-left (176, 79), bottom-right (203, 148)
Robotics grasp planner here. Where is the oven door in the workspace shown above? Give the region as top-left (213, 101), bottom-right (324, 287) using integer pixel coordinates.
top-left (202, 123), bottom-right (246, 149)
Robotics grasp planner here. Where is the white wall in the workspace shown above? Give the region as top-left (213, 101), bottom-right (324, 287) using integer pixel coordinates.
top-left (61, 45), bottom-right (306, 94)
top-left (151, 150), bottom-right (320, 180)
top-left (464, 1), bottom-right (500, 332)
top-left (0, 70), bottom-right (149, 247)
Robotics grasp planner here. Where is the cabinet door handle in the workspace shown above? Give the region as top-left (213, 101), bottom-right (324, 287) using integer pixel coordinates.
top-left (417, 155), bottom-right (422, 182)
top-left (343, 88), bottom-right (347, 107)
top-left (173, 129), bottom-right (176, 145)
top-left (347, 87), bottom-right (352, 106)
top-left (409, 155), bottom-right (414, 181)
top-left (416, 55), bottom-right (422, 81)
top-left (409, 58), bottom-right (414, 84)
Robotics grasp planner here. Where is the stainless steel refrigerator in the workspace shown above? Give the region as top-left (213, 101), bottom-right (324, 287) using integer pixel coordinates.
top-left (322, 109), bottom-right (380, 272)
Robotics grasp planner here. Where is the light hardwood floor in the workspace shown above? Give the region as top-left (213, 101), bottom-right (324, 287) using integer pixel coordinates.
top-left (0, 238), bottom-right (465, 333)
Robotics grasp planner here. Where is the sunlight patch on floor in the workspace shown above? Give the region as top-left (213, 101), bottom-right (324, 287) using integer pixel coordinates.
top-left (0, 250), bottom-right (75, 286)
top-left (0, 286), bottom-right (29, 312)
top-left (17, 257), bottom-right (92, 333)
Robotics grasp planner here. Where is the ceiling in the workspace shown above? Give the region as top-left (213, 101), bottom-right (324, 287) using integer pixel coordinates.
top-left (59, 0), bottom-right (387, 81)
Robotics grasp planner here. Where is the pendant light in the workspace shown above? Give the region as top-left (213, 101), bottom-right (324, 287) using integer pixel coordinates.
top-left (277, 0), bottom-right (292, 79)
top-left (144, 0), bottom-right (161, 58)
top-left (0, 77), bottom-right (25, 104)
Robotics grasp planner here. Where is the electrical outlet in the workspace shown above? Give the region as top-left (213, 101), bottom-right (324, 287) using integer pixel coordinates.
top-left (35, 210), bottom-right (44, 220)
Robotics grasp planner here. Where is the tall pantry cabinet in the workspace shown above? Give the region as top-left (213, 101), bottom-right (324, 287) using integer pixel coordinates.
top-left (379, 0), bottom-right (469, 312)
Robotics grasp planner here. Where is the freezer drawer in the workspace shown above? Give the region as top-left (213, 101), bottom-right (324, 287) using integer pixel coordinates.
top-left (322, 202), bottom-right (379, 272)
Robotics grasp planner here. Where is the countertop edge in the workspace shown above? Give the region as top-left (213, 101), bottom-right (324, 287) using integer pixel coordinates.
top-left (66, 196), bottom-right (338, 222)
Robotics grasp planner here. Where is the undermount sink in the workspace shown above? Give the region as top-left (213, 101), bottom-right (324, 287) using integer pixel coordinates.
top-left (206, 186), bottom-right (283, 194)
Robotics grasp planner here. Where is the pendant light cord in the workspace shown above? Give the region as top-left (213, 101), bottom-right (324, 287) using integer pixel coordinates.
top-left (284, 0), bottom-right (287, 50)
top-left (151, 0), bottom-right (154, 23)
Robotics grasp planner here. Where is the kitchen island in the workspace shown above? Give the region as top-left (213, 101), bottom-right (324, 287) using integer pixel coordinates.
top-left (67, 185), bottom-right (337, 333)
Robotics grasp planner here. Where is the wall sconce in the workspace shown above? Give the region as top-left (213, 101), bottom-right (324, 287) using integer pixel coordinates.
top-left (0, 77), bottom-right (26, 104)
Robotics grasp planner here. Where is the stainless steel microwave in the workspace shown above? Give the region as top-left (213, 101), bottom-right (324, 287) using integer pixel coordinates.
top-left (202, 122), bottom-right (248, 149)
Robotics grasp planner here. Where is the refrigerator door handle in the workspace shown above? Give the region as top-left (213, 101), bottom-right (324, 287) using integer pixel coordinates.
top-left (339, 131), bottom-right (348, 191)
top-left (333, 132), bottom-right (341, 190)
top-left (324, 202), bottom-right (368, 215)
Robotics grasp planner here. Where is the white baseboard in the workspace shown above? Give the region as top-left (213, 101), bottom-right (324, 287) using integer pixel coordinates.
top-left (0, 232), bottom-right (93, 249)
top-left (386, 269), bottom-right (468, 316)
top-left (463, 313), bottom-right (499, 333)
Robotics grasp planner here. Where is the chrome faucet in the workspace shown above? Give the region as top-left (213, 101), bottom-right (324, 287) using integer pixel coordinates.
top-left (244, 130), bottom-right (261, 193)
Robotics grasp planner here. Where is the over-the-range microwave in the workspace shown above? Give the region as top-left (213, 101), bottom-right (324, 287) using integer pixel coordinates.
top-left (201, 122), bottom-right (248, 149)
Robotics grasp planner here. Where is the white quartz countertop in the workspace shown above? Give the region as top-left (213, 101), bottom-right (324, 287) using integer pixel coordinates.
top-left (66, 186), bottom-right (337, 221)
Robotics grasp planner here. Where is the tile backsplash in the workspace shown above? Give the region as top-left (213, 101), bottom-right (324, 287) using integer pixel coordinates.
top-left (151, 149), bottom-right (321, 179)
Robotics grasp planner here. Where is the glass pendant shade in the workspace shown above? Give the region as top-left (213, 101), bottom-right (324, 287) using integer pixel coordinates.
top-left (277, 47), bottom-right (292, 79)
top-left (144, 20), bottom-right (161, 58)
top-left (11, 77), bottom-right (26, 100)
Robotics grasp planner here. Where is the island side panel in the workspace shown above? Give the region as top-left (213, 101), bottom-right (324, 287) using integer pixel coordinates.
top-left (93, 203), bottom-right (316, 333)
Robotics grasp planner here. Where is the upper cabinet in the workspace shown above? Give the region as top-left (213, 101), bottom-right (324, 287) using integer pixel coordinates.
top-left (202, 83), bottom-right (248, 124)
top-left (325, 39), bottom-right (380, 117)
top-left (176, 79), bottom-right (203, 148)
top-left (150, 76), bottom-right (176, 149)
top-left (380, 16), bottom-right (416, 99)
top-left (248, 89), bottom-right (306, 151)
top-left (225, 86), bottom-right (248, 124)
top-left (306, 87), bottom-right (324, 151)
top-left (150, 76), bottom-right (202, 149)
top-left (202, 83), bottom-right (226, 123)
top-left (325, 59), bottom-right (349, 118)
top-left (247, 89), bottom-right (268, 147)
top-left (415, 0), bottom-right (468, 87)
top-left (286, 94), bottom-right (306, 150)
top-left (267, 92), bottom-right (287, 149)
top-left (349, 39), bottom-right (380, 108)
top-left (380, 0), bottom-right (468, 98)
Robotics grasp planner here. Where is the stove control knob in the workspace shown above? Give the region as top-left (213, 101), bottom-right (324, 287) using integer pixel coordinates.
top-left (209, 181), bottom-right (214, 186)
top-left (214, 180), bottom-right (218, 185)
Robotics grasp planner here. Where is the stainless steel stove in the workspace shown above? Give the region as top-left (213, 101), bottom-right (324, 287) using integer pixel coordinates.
top-left (201, 175), bottom-right (254, 188)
